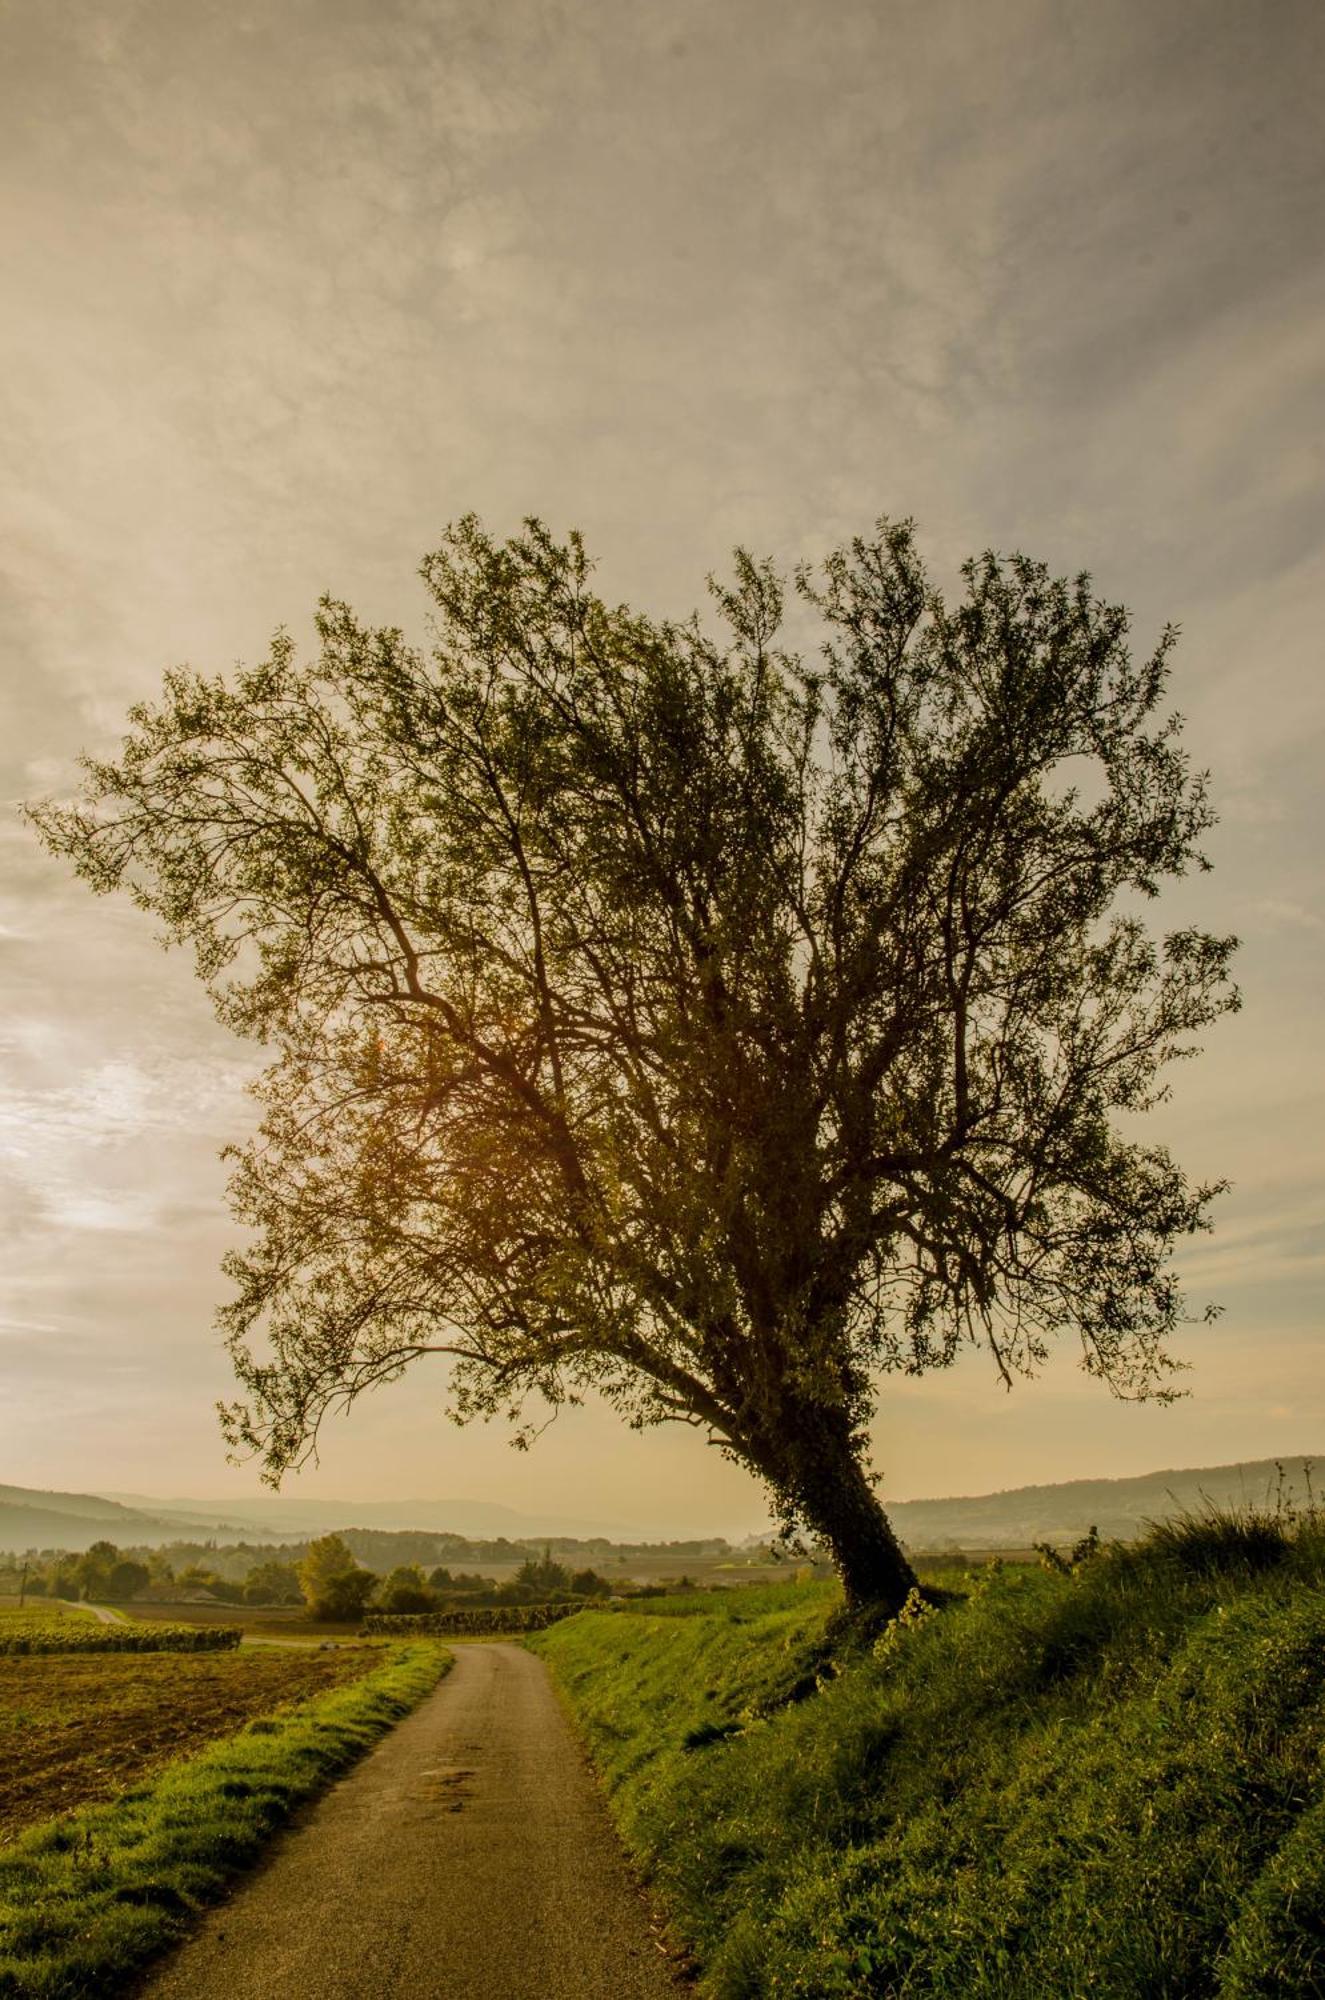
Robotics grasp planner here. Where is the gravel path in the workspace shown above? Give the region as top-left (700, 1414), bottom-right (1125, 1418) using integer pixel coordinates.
top-left (139, 1640), bottom-right (682, 1999)
top-left (65, 1599), bottom-right (125, 1624)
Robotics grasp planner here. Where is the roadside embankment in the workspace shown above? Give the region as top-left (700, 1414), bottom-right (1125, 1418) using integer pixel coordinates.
top-left (533, 1520), bottom-right (1325, 1996)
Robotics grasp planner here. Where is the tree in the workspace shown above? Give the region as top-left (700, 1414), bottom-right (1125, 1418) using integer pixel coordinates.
top-left (375, 1563), bottom-right (437, 1613)
top-left (569, 1567), bottom-right (612, 1598)
top-left (427, 1566), bottom-right (486, 1594)
top-left (516, 1550), bottom-right (572, 1597)
top-left (297, 1533), bottom-right (376, 1621)
top-left (242, 1558), bottom-right (303, 1605)
top-left (105, 1558), bottom-right (150, 1600)
top-left (31, 517), bottom-right (1237, 1616)
top-left (75, 1540), bottom-right (119, 1600)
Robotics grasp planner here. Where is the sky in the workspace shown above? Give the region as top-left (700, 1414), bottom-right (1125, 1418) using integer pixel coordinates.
top-left (1, 0), bottom-right (1321, 1537)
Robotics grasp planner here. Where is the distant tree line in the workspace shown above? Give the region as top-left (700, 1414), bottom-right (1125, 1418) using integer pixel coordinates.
top-left (0, 1535), bottom-right (618, 1621)
top-left (1, 1527), bottom-right (741, 1586)
top-left (296, 1535), bottom-right (614, 1620)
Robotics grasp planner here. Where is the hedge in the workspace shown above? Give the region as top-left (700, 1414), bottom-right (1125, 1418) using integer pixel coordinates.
top-left (362, 1603), bottom-right (578, 1637)
top-left (0, 1621), bottom-right (242, 1655)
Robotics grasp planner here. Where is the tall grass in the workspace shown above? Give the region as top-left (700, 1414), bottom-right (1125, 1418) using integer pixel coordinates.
top-left (534, 1511), bottom-right (1325, 1996)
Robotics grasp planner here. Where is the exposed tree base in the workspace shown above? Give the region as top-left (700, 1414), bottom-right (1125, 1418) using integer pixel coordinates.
top-left (752, 1408), bottom-right (919, 1620)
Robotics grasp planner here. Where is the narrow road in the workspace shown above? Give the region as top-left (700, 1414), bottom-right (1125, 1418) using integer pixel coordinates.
top-left (139, 1641), bottom-right (681, 1999)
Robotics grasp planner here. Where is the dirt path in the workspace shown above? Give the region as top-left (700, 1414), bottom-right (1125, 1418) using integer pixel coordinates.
top-left (139, 1641), bottom-right (682, 1999)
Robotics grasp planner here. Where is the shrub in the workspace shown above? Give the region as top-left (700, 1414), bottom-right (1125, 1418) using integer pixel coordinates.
top-left (106, 1559), bottom-right (151, 1600)
top-left (363, 1603), bottom-right (577, 1636)
top-left (374, 1565), bottom-right (437, 1615)
top-left (1140, 1503), bottom-right (1290, 1577)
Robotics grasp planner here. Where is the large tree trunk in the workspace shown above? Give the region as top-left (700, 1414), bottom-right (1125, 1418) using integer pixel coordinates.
top-left (752, 1402), bottom-right (918, 1617)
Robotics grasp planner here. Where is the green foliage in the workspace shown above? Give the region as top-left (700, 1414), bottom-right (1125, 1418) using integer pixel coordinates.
top-left (0, 1643), bottom-right (446, 1997)
top-left (104, 1560), bottom-right (150, 1601)
top-left (241, 1558), bottom-right (302, 1606)
top-left (516, 1550), bottom-right (573, 1595)
top-left (533, 1518), bottom-right (1325, 1997)
top-left (373, 1564), bottom-right (436, 1614)
top-left (363, 1602), bottom-right (575, 1636)
top-left (1140, 1502), bottom-right (1292, 1577)
top-left (1033, 1522), bottom-right (1105, 1574)
top-left (173, 1562), bottom-right (246, 1603)
top-left (425, 1565), bottom-right (490, 1594)
top-left (0, 1619), bottom-right (240, 1655)
top-left (31, 518), bottom-right (1237, 1610)
top-left (297, 1534), bottom-right (377, 1621)
top-left (73, 1543), bottom-right (118, 1601)
top-left (569, 1566), bottom-right (612, 1598)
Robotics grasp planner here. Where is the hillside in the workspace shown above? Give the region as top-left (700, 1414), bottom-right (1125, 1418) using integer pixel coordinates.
top-left (0, 1483), bottom-right (623, 1553)
top-left (103, 1489), bottom-right (623, 1540)
top-left (888, 1453), bottom-right (1320, 1550)
top-left (0, 1485), bottom-right (247, 1555)
top-left (533, 1521), bottom-right (1325, 1995)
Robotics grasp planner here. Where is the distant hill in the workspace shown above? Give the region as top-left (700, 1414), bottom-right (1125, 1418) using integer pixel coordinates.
top-left (0, 1482), bottom-right (623, 1551)
top-left (2, 1455), bottom-right (1319, 1555)
top-left (887, 1455), bottom-right (1321, 1550)
top-left (103, 1490), bottom-right (625, 1541)
top-left (0, 1484), bottom-right (257, 1554)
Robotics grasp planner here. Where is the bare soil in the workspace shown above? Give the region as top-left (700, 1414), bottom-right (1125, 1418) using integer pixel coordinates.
top-left (0, 1648), bottom-right (372, 1841)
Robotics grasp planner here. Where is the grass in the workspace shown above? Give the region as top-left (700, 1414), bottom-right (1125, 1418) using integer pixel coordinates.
top-left (0, 1644), bottom-right (385, 1842)
top-left (0, 1640), bottom-right (448, 1997)
top-left (532, 1513), bottom-right (1325, 1997)
top-left (0, 1606), bottom-right (124, 1621)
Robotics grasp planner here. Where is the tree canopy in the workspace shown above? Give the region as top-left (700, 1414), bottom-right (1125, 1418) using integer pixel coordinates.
top-left (297, 1532), bottom-right (375, 1621)
top-left (32, 516), bottom-right (1238, 1612)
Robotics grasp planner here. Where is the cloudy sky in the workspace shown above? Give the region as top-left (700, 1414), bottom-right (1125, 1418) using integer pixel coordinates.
top-left (1, 0), bottom-right (1321, 1535)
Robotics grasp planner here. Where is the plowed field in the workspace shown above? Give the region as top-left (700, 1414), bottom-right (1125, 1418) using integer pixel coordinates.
top-left (0, 1646), bottom-right (374, 1840)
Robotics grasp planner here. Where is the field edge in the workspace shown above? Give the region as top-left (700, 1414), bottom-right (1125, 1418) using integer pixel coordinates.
top-left (0, 1641), bottom-right (450, 2000)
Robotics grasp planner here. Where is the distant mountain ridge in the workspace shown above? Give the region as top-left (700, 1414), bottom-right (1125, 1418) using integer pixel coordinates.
top-left (0, 1482), bottom-right (624, 1552)
top-left (0, 1455), bottom-right (1318, 1554)
top-left (0, 1484), bottom-right (257, 1554)
top-left (104, 1490), bottom-right (626, 1540)
top-left (886, 1454), bottom-right (1320, 1550)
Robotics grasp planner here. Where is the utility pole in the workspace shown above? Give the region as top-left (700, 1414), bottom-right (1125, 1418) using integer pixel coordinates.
top-left (18, 1558), bottom-right (28, 1607)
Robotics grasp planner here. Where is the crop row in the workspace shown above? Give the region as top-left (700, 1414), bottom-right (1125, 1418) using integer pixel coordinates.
top-left (362, 1602), bottom-right (578, 1636)
top-left (0, 1621), bottom-right (242, 1654)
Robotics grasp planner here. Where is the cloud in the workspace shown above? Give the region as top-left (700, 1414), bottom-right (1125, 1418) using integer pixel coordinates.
top-left (0, 0), bottom-right (1321, 1509)
top-left (1258, 899), bottom-right (1322, 933)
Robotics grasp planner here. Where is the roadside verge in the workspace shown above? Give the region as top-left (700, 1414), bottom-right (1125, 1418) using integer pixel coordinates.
top-left (0, 1641), bottom-right (449, 1999)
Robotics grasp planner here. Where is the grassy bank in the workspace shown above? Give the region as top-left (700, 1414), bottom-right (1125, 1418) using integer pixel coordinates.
top-left (533, 1520), bottom-right (1325, 1997)
top-left (0, 1641), bottom-right (447, 1998)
